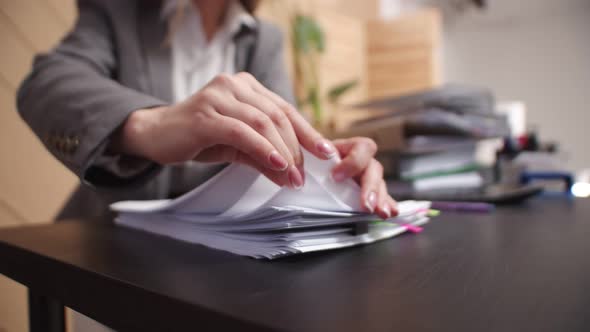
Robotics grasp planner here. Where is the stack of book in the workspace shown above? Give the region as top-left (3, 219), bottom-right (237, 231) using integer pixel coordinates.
top-left (343, 85), bottom-right (510, 198)
top-left (111, 151), bottom-right (434, 259)
top-left (386, 136), bottom-right (484, 195)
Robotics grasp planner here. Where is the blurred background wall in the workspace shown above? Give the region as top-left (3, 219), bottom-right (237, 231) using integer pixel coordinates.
top-left (0, 0), bottom-right (589, 331)
top-left (442, 0), bottom-right (590, 170)
top-left (1, 1), bottom-right (77, 331)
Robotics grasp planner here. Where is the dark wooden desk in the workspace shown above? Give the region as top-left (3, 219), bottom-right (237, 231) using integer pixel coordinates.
top-left (1, 198), bottom-right (590, 332)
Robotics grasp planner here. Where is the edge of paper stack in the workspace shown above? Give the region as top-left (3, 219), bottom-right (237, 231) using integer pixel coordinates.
top-left (111, 151), bottom-right (433, 259)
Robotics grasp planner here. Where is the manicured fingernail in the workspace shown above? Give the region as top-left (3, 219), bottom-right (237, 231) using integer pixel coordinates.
top-left (289, 165), bottom-right (304, 190)
top-left (390, 202), bottom-right (399, 217)
top-left (365, 191), bottom-right (377, 213)
top-left (269, 151), bottom-right (288, 171)
top-left (391, 208), bottom-right (399, 217)
top-left (332, 171), bottom-right (346, 182)
top-left (317, 140), bottom-right (336, 158)
top-left (382, 204), bottom-right (391, 219)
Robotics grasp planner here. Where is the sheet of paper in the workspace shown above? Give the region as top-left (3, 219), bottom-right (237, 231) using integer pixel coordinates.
top-left (112, 149), bottom-right (432, 259)
top-left (112, 150), bottom-right (362, 215)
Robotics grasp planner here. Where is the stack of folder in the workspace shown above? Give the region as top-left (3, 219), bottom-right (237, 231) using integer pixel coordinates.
top-left (343, 85), bottom-right (510, 197)
top-left (111, 151), bottom-right (433, 259)
top-left (394, 136), bottom-right (483, 192)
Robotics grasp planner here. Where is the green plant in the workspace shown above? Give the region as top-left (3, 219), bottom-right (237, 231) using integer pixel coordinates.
top-left (290, 13), bottom-right (358, 129)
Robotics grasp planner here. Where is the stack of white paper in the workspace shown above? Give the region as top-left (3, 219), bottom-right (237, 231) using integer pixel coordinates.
top-left (111, 151), bottom-right (432, 259)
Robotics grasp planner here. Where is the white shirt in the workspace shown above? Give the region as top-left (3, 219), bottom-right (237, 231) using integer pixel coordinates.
top-left (156, 0), bottom-right (257, 191)
top-left (161, 0), bottom-right (256, 103)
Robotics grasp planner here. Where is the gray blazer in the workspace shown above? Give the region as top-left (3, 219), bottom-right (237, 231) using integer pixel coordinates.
top-left (17, 0), bottom-right (295, 221)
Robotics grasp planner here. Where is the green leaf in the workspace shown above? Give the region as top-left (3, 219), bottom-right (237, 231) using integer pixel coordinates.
top-left (327, 80), bottom-right (358, 103)
top-left (308, 86), bottom-right (323, 124)
top-left (292, 14), bottom-right (325, 54)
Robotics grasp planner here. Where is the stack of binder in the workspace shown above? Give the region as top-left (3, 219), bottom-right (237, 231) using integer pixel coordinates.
top-left (342, 84), bottom-right (510, 197)
top-left (111, 151), bottom-right (433, 259)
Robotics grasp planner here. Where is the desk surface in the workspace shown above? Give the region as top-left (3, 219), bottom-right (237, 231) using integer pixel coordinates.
top-left (1, 198), bottom-right (590, 332)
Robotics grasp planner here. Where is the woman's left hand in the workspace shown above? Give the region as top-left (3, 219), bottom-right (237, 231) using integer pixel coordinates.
top-left (330, 137), bottom-right (397, 219)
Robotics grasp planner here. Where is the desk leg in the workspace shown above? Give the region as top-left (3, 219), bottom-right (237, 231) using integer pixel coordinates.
top-left (28, 290), bottom-right (66, 332)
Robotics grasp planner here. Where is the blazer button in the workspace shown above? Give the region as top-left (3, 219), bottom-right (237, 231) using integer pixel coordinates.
top-left (71, 136), bottom-right (80, 153)
top-left (66, 136), bottom-right (78, 154)
top-left (65, 137), bottom-right (72, 154)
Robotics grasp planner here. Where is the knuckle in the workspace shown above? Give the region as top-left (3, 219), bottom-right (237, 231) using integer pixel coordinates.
top-left (281, 103), bottom-right (297, 116)
top-left (190, 105), bottom-right (217, 129)
top-left (196, 89), bottom-right (218, 103)
top-left (364, 137), bottom-right (378, 152)
top-left (214, 73), bottom-right (235, 88)
top-left (250, 114), bottom-right (272, 133)
top-left (191, 107), bottom-right (210, 124)
top-left (267, 107), bottom-right (287, 124)
top-left (236, 71), bottom-right (255, 81)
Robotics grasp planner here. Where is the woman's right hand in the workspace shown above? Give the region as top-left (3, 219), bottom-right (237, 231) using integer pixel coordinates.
top-left (114, 72), bottom-right (337, 189)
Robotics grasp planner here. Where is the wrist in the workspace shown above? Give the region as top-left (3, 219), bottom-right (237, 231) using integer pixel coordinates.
top-left (110, 107), bottom-right (165, 159)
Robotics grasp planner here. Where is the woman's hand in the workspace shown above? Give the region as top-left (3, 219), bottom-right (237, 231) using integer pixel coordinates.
top-left (331, 137), bottom-right (398, 219)
top-left (115, 72), bottom-right (337, 189)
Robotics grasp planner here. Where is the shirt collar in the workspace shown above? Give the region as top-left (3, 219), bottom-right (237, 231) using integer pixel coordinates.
top-left (161, 0), bottom-right (257, 35)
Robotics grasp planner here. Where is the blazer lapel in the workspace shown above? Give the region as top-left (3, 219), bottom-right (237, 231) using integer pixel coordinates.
top-left (137, 0), bottom-right (173, 103)
top-left (234, 24), bottom-right (258, 72)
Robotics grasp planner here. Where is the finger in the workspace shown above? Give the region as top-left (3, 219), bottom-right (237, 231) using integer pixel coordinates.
top-left (332, 137), bottom-right (378, 158)
top-left (207, 77), bottom-right (305, 189)
top-left (376, 181), bottom-right (392, 219)
top-left (233, 73), bottom-right (304, 167)
top-left (357, 159), bottom-right (384, 214)
top-left (387, 194), bottom-right (399, 217)
top-left (224, 98), bottom-right (294, 163)
top-left (209, 96), bottom-right (308, 188)
top-left (213, 117), bottom-right (303, 189)
top-left (206, 84), bottom-right (294, 165)
top-left (209, 115), bottom-right (291, 174)
top-left (332, 138), bottom-right (378, 182)
top-left (236, 72), bottom-right (337, 160)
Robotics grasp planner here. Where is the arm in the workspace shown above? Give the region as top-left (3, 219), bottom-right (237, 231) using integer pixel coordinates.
top-left (17, 0), bottom-right (166, 188)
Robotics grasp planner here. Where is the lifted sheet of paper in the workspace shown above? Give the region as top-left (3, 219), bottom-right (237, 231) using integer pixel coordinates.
top-left (111, 151), bottom-right (431, 259)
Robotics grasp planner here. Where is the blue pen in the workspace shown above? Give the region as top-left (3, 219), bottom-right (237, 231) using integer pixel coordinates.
top-left (430, 201), bottom-right (494, 213)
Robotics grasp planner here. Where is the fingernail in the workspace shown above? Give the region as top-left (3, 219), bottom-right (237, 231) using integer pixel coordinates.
top-left (382, 204), bottom-right (391, 219)
top-left (365, 191), bottom-right (377, 213)
top-left (332, 171), bottom-right (346, 182)
top-left (317, 140), bottom-right (336, 158)
top-left (390, 202), bottom-right (399, 217)
top-left (289, 165), bottom-right (304, 190)
top-left (269, 151), bottom-right (288, 171)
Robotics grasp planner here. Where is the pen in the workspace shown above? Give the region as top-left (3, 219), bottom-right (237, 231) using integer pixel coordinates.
top-left (430, 201), bottom-right (494, 213)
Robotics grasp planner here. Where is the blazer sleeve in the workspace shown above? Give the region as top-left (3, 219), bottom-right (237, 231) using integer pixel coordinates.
top-left (252, 21), bottom-right (297, 106)
top-left (17, 0), bottom-right (166, 188)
